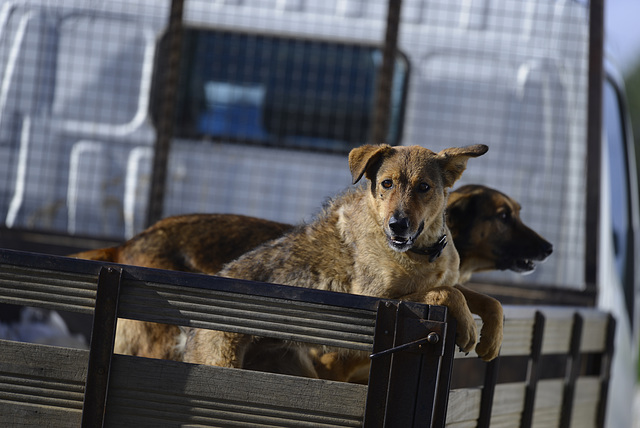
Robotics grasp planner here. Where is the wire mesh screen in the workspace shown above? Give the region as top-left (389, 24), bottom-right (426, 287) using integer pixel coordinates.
top-left (0, 0), bottom-right (591, 290)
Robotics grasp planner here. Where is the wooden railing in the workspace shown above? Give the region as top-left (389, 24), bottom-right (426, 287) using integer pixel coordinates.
top-left (0, 249), bottom-right (614, 427)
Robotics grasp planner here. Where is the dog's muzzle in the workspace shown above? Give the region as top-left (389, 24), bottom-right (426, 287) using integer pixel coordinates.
top-left (387, 220), bottom-right (425, 252)
top-left (496, 240), bottom-right (553, 274)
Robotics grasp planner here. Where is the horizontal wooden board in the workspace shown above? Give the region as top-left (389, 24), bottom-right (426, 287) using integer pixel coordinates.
top-left (117, 279), bottom-right (378, 351)
top-left (445, 387), bottom-right (481, 424)
top-left (0, 339), bottom-right (87, 427)
top-left (105, 354), bottom-right (367, 428)
top-left (455, 306), bottom-right (610, 359)
top-left (0, 263), bottom-right (97, 314)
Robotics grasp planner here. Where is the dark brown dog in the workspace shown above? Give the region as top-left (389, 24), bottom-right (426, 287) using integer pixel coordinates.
top-left (73, 214), bottom-right (292, 273)
top-left (447, 184), bottom-right (553, 282)
top-left (73, 214), bottom-right (291, 360)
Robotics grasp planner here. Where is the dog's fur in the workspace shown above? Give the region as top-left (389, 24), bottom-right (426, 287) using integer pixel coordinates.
top-left (447, 185), bottom-right (553, 282)
top-left (178, 144), bottom-right (501, 373)
top-left (73, 214), bottom-right (291, 360)
top-left (72, 186), bottom-right (551, 285)
top-left (72, 181), bottom-right (552, 373)
top-left (72, 181), bottom-right (552, 381)
top-left (73, 214), bottom-right (292, 273)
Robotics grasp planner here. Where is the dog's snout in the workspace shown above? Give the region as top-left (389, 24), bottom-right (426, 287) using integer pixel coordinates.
top-left (389, 215), bottom-right (410, 236)
top-left (541, 241), bottom-right (553, 257)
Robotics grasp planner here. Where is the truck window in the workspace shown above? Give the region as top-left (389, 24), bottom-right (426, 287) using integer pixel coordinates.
top-left (603, 79), bottom-right (634, 322)
top-left (152, 29), bottom-right (409, 152)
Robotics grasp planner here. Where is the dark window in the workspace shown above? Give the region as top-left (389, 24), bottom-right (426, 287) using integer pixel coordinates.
top-left (152, 29), bottom-right (409, 152)
top-left (603, 79), bottom-right (634, 323)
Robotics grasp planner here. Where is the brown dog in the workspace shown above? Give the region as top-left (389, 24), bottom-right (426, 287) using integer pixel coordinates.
top-left (75, 214), bottom-right (291, 360)
top-left (72, 181), bottom-right (549, 372)
top-left (312, 184), bottom-right (554, 382)
top-left (178, 144), bottom-right (501, 374)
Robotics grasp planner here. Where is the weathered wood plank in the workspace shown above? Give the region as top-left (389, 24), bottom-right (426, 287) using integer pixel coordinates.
top-left (105, 354), bottom-right (367, 427)
top-left (454, 306), bottom-right (611, 359)
top-left (0, 339), bottom-right (87, 427)
top-left (0, 264), bottom-right (97, 314)
top-left (118, 280), bottom-right (377, 350)
top-left (578, 312), bottom-right (608, 352)
top-left (445, 387), bottom-right (481, 425)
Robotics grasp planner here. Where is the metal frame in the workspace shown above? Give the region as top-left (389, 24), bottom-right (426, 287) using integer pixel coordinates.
top-left (81, 266), bottom-right (123, 428)
top-left (364, 301), bottom-right (456, 427)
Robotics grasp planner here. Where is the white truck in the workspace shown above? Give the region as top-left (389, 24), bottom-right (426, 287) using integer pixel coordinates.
top-left (0, 0), bottom-right (637, 426)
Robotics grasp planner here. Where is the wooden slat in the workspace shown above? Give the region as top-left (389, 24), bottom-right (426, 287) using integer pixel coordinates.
top-left (578, 312), bottom-right (608, 352)
top-left (0, 339), bottom-right (88, 427)
top-left (118, 278), bottom-right (377, 351)
top-left (0, 263), bottom-right (97, 314)
top-left (570, 377), bottom-right (601, 428)
top-left (490, 382), bottom-right (525, 426)
top-left (445, 378), bottom-right (602, 428)
top-left (540, 316), bottom-right (573, 354)
top-left (454, 306), bottom-right (611, 359)
top-left (446, 387), bottom-right (481, 425)
top-left (532, 379), bottom-right (563, 427)
top-left (105, 354), bottom-right (367, 428)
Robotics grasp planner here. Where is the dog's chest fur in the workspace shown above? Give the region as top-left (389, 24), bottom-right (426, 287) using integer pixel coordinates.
top-left (218, 187), bottom-right (459, 300)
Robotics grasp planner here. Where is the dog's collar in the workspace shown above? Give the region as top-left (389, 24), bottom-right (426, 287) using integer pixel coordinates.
top-left (409, 234), bottom-right (448, 262)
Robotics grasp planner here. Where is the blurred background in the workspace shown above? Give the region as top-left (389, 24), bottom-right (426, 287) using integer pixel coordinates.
top-left (607, 0), bottom-right (640, 168)
top-left (607, 0), bottom-right (640, 423)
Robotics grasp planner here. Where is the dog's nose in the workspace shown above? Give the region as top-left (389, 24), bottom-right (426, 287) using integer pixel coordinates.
top-left (389, 215), bottom-right (410, 235)
top-left (541, 241), bottom-right (553, 257)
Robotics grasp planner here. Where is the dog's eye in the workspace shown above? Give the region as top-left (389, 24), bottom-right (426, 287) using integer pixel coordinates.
top-left (418, 183), bottom-right (430, 193)
top-left (499, 211), bottom-right (511, 222)
top-left (381, 179), bottom-right (393, 189)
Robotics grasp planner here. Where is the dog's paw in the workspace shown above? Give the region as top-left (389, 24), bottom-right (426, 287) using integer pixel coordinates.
top-left (422, 286), bottom-right (477, 353)
top-left (475, 334), bottom-right (501, 361)
top-left (454, 309), bottom-right (478, 354)
top-left (474, 315), bottom-right (503, 361)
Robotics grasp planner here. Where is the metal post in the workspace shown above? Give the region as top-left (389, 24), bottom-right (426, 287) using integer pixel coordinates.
top-left (559, 313), bottom-right (584, 427)
top-left (596, 314), bottom-right (616, 428)
top-left (371, 0), bottom-right (402, 145)
top-left (520, 311), bottom-right (545, 428)
top-left (364, 301), bottom-right (453, 428)
top-left (81, 266), bottom-right (123, 428)
top-left (146, 0), bottom-right (185, 227)
top-left (584, 0), bottom-right (604, 290)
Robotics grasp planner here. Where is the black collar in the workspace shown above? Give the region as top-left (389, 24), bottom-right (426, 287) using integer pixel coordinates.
top-left (409, 234), bottom-right (448, 262)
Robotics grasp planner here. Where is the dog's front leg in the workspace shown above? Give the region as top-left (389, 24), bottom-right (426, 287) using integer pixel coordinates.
top-left (454, 284), bottom-right (503, 361)
top-left (182, 328), bottom-right (252, 368)
top-left (401, 286), bottom-right (477, 354)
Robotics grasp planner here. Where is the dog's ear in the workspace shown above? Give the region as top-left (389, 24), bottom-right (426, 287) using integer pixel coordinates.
top-left (348, 144), bottom-right (392, 184)
top-left (446, 192), bottom-right (473, 237)
top-left (438, 144), bottom-right (488, 188)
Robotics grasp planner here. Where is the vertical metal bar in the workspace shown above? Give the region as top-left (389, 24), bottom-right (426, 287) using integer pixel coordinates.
top-left (363, 300), bottom-right (398, 427)
top-left (476, 356), bottom-right (501, 428)
top-left (423, 306), bottom-right (455, 428)
top-left (385, 303), bottom-right (433, 426)
top-left (371, 0), bottom-right (402, 144)
top-left (363, 301), bottom-right (451, 428)
top-left (596, 314), bottom-right (616, 428)
top-left (81, 266), bottom-right (123, 428)
top-left (386, 302), bottom-right (447, 427)
top-left (146, 0), bottom-right (185, 227)
top-left (559, 313), bottom-right (584, 427)
top-left (584, 0), bottom-right (604, 289)
top-left (520, 311), bottom-right (545, 428)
